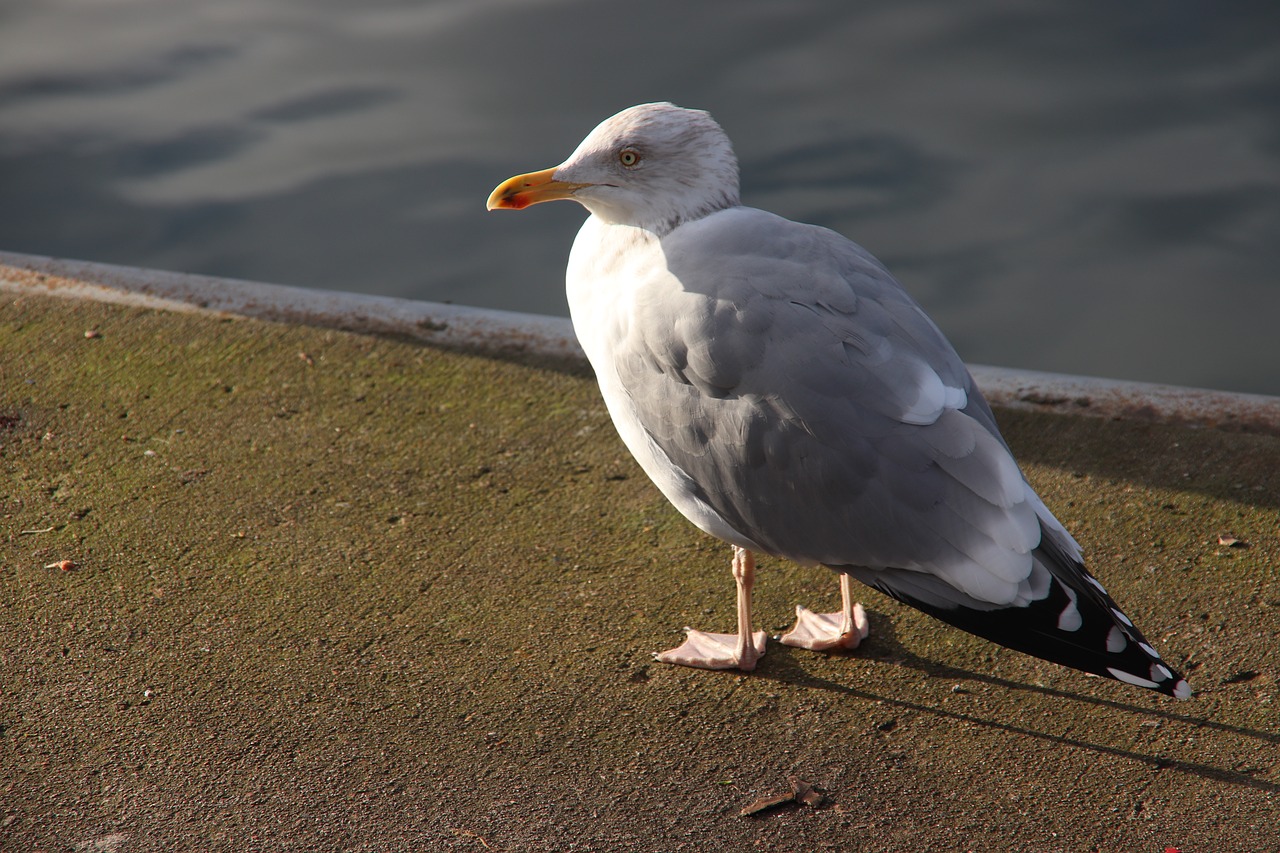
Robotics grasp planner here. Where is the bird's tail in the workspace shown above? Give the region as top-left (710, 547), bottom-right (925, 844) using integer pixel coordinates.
top-left (845, 522), bottom-right (1192, 699)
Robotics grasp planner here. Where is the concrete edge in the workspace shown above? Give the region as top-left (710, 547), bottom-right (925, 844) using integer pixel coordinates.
top-left (0, 250), bottom-right (583, 366)
top-left (5, 249), bottom-right (1280, 436)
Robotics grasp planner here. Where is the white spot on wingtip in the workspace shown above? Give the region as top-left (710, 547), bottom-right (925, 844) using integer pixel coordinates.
top-left (1111, 607), bottom-right (1134, 627)
top-left (1106, 625), bottom-right (1127, 653)
top-left (1085, 575), bottom-right (1107, 594)
top-left (1174, 679), bottom-right (1192, 699)
top-left (1138, 641), bottom-right (1161, 660)
top-left (1108, 667), bottom-right (1159, 689)
top-left (1057, 586), bottom-right (1082, 632)
top-left (1151, 662), bottom-right (1174, 682)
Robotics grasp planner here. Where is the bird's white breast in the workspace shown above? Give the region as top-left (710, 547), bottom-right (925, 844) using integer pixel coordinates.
top-left (565, 215), bottom-right (763, 551)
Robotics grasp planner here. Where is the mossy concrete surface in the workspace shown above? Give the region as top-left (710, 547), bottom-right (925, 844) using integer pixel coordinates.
top-left (1, 288), bottom-right (1277, 852)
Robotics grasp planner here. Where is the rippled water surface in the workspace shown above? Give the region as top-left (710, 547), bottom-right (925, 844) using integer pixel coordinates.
top-left (2, 1), bottom-right (1278, 393)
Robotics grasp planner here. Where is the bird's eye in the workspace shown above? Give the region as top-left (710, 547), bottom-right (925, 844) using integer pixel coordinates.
top-left (618, 148), bottom-right (640, 168)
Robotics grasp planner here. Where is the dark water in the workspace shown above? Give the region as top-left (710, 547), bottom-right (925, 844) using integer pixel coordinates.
top-left (2, 1), bottom-right (1278, 394)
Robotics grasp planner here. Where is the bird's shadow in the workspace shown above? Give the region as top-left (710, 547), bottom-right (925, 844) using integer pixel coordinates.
top-left (748, 612), bottom-right (1279, 794)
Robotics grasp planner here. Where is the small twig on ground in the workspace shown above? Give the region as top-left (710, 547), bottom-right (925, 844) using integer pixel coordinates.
top-left (739, 776), bottom-right (827, 817)
top-left (451, 828), bottom-right (497, 850)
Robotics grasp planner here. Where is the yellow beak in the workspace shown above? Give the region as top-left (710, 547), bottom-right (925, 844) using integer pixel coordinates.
top-left (486, 167), bottom-right (591, 211)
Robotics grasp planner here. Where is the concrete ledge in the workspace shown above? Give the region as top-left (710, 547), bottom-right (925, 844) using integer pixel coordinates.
top-left (5, 249), bottom-right (1280, 435)
top-left (967, 365), bottom-right (1280, 436)
top-left (0, 251), bottom-right (584, 367)
top-left (2, 253), bottom-right (1278, 850)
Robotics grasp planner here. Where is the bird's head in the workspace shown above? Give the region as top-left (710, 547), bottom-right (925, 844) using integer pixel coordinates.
top-left (486, 102), bottom-right (740, 233)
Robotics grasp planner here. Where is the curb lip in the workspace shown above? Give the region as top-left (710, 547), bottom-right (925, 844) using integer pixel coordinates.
top-left (5, 249), bottom-right (1280, 435)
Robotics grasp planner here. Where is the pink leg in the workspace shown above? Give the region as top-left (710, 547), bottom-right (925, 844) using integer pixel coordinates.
top-left (780, 573), bottom-right (870, 651)
top-left (654, 545), bottom-right (768, 671)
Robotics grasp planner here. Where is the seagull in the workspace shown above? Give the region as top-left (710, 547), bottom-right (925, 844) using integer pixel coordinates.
top-left (487, 102), bottom-right (1191, 699)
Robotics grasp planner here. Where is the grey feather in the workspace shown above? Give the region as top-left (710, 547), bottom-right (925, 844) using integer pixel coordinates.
top-left (608, 207), bottom-right (1043, 604)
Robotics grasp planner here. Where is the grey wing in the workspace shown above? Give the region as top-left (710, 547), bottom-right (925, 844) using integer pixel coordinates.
top-left (615, 208), bottom-right (1046, 607)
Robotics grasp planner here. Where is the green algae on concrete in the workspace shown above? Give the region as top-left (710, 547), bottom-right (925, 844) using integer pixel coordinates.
top-left (2, 289), bottom-right (1278, 851)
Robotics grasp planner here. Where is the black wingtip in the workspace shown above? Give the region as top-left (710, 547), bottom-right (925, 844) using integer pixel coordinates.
top-left (856, 556), bottom-right (1191, 698)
